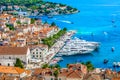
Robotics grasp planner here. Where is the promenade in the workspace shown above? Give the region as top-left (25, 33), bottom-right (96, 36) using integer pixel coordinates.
top-left (44, 30), bottom-right (76, 63)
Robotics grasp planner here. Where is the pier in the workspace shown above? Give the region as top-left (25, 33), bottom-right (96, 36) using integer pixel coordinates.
top-left (44, 30), bottom-right (75, 63)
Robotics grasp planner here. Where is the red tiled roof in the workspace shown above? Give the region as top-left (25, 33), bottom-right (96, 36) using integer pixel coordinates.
top-left (33, 68), bottom-right (51, 75)
top-left (67, 70), bottom-right (82, 78)
top-left (0, 46), bottom-right (28, 55)
top-left (0, 66), bottom-right (25, 74)
top-left (10, 18), bottom-right (17, 22)
top-left (39, 27), bottom-right (54, 34)
top-left (112, 77), bottom-right (120, 80)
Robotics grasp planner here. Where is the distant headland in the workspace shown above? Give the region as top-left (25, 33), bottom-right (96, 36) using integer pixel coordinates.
top-left (0, 0), bottom-right (79, 16)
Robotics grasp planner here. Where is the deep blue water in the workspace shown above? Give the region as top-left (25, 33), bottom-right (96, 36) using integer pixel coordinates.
top-left (41, 0), bottom-right (120, 70)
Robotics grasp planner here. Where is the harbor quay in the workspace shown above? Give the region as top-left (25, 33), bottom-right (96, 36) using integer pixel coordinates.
top-left (44, 30), bottom-right (76, 63)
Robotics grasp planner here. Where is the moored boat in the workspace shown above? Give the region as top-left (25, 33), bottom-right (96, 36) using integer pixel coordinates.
top-left (103, 59), bottom-right (109, 64)
top-left (58, 37), bottom-right (100, 56)
top-left (113, 62), bottom-right (120, 67)
top-left (49, 57), bottom-right (63, 65)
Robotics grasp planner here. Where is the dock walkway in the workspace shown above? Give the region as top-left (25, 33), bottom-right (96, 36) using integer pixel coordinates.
top-left (44, 30), bottom-right (76, 63)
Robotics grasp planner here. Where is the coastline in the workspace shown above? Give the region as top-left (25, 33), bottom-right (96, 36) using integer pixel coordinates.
top-left (0, 0), bottom-right (79, 18)
top-left (28, 10), bottom-right (80, 17)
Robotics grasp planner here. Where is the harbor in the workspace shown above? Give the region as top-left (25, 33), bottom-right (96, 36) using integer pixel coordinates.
top-left (40, 0), bottom-right (120, 71)
top-left (44, 30), bottom-right (100, 65)
top-left (44, 30), bottom-right (76, 63)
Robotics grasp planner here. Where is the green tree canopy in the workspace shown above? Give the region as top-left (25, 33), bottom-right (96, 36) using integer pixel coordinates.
top-left (14, 58), bottom-right (24, 68)
top-left (16, 21), bottom-right (21, 24)
top-left (51, 22), bottom-right (56, 26)
top-left (30, 18), bottom-right (35, 24)
top-left (63, 27), bottom-right (67, 31)
top-left (6, 24), bottom-right (15, 31)
top-left (42, 28), bottom-right (67, 48)
top-left (54, 70), bottom-right (59, 78)
top-left (81, 61), bottom-right (94, 71)
top-left (42, 63), bottom-right (49, 69)
top-left (54, 64), bottom-right (61, 69)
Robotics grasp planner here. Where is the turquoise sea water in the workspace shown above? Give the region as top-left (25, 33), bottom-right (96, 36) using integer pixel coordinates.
top-left (40, 0), bottom-right (120, 70)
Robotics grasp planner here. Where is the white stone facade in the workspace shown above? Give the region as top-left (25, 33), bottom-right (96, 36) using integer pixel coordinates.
top-left (0, 48), bottom-right (31, 66)
top-left (30, 46), bottom-right (48, 61)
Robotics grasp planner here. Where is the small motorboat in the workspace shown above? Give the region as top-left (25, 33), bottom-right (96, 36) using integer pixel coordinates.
top-left (112, 20), bottom-right (115, 23)
top-left (113, 62), bottom-right (118, 67)
top-left (111, 47), bottom-right (115, 52)
top-left (103, 59), bottom-right (109, 64)
top-left (113, 62), bottom-right (120, 67)
top-left (116, 62), bottom-right (120, 67)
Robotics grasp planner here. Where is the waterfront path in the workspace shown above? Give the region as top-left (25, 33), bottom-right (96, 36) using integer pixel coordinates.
top-left (44, 30), bottom-right (76, 63)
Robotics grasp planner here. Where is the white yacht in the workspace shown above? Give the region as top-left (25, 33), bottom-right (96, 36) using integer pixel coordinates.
top-left (58, 37), bottom-right (99, 56)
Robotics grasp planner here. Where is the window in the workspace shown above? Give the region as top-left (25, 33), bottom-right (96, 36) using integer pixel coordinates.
top-left (36, 55), bottom-right (38, 57)
top-left (36, 49), bottom-right (38, 51)
top-left (33, 55), bottom-right (35, 58)
top-left (36, 52), bottom-right (38, 54)
top-left (28, 59), bottom-right (29, 64)
top-left (33, 52), bottom-right (35, 54)
top-left (59, 78), bottom-right (61, 80)
top-left (51, 78), bottom-right (53, 80)
top-left (8, 63), bottom-right (10, 66)
top-left (40, 55), bottom-right (41, 57)
top-left (39, 52), bottom-right (41, 54)
top-left (9, 57), bottom-right (11, 59)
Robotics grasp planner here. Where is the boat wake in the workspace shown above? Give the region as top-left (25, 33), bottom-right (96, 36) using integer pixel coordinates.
top-left (53, 18), bottom-right (73, 24)
top-left (103, 32), bottom-right (108, 35)
top-left (59, 20), bottom-right (72, 24)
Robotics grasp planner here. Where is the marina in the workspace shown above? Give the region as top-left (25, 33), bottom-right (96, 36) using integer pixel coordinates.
top-left (58, 37), bottom-right (99, 56)
top-left (44, 30), bottom-right (76, 63)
